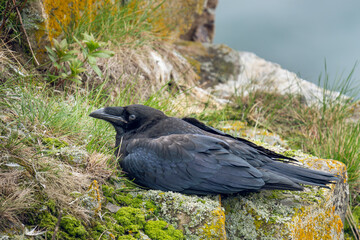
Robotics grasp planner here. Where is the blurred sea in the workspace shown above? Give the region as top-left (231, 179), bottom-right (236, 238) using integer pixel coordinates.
top-left (214, 0), bottom-right (360, 99)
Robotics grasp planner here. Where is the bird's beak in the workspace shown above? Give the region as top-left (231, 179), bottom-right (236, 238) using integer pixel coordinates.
top-left (89, 108), bottom-right (128, 124)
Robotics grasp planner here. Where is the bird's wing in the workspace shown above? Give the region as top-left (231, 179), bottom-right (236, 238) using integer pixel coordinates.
top-left (182, 117), bottom-right (297, 162)
top-left (122, 134), bottom-right (267, 195)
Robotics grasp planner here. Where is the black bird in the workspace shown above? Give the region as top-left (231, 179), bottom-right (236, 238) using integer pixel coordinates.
top-left (90, 104), bottom-right (338, 195)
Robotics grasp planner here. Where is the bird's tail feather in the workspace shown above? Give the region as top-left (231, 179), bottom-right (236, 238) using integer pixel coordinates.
top-left (263, 161), bottom-right (338, 188)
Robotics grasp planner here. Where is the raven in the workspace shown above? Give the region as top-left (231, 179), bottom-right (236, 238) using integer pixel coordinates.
top-left (90, 104), bottom-right (338, 195)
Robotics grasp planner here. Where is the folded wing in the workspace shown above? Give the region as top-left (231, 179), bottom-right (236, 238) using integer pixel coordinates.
top-left (121, 134), bottom-right (307, 195)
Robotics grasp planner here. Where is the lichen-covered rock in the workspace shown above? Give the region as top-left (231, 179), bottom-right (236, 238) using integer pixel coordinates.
top-left (223, 153), bottom-right (348, 240)
top-left (137, 190), bottom-right (226, 240)
top-left (176, 41), bottom-right (241, 88)
top-left (217, 120), bottom-right (289, 147)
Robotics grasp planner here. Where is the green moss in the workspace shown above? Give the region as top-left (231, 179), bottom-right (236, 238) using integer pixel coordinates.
top-left (89, 221), bottom-right (117, 240)
top-left (144, 200), bottom-right (157, 213)
top-left (102, 215), bottom-right (125, 235)
top-left (102, 185), bottom-right (116, 203)
top-left (282, 150), bottom-right (297, 158)
top-left (102, 185), bottom-right (114, 197)
top-left (145, 220), bottom-right (184, 240)
top-left (115, 193), bottom-right (134, 206)
top-left (46, 199), bottom-right (57, 214)
top-left (115, 207), bottom-right (146, 237)
top-left (60, 215), bottom-right (88, 239)
top-left (38, 211), bottom-right (58, 229)
top-left (42, 137), bottom-right (69, 149)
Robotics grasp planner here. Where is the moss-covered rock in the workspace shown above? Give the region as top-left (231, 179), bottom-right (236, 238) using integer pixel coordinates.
top-left (145, 220), bottom-right (184, 240)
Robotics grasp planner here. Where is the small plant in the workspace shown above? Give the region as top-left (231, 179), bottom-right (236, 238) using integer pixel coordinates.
top-left (46, 32), bottom-right (114, 86)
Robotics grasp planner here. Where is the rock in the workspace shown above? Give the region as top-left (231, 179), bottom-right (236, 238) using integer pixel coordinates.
top-left (223, 152), bottom-right (348, 240)
top-left (212, 51), bottom-right (348, 106)
top-left (176, 42), bottom-right (349, 106)
top-left (180, 0), bottom-right (218, 43)
top-left (176, 41), bottom-right (241, 88)
top-left (217, 120), bottom-right (289, 147)
top-left (136, 190), bottom-right (226, 240)
top-left (105, 202), bottom-right (121, 213)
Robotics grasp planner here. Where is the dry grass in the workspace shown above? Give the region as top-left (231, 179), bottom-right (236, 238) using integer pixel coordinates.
top-left (89, 41), bottom-right (198, 103)
top-left (0, 77), bottom-right (117, 230)
top-left (0, 171), bottom-right (35, 230)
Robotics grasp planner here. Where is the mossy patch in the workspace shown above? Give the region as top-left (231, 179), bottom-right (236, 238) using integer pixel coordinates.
top-left (38, 211), bottom-right (58, 230)
top-left (115, 207), bottom-right (146, 237)
top-left (102, 185), bottom-right (158, 214)
top-left (42, 137), bottom-right (69, 149)
top-left (145, 220), bottom-right (184, 240)
top-left (60, 215), bottom-right (88, 239)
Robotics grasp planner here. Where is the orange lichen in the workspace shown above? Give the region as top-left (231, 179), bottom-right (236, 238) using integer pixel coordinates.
top-left (290, 205), bottom-right (343, 239)
top-left (87, 179), bottom-right (102, 214)
top-left (42, 0), bottom-right (100, 41)
top-left (126, 0), bottom-right (206, 40)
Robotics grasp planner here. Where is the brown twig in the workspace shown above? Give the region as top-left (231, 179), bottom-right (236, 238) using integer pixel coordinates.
top-left (0, 0), bottom-right (28, 34)
top-left (0, 0), bottom-right (12, 34)
top-left (11, 0), bottom-right (40, 66)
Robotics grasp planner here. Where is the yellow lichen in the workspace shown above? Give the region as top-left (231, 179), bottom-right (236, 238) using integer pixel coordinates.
top-left (200, 206), bottom-right (227, 239)
top-left (219, 120), bottom-right (247, 132)
top-left (289, 205), bottom-right (343, 239)
top-left (42, 0), bottom-right (98, 41)
top-left (87, 180), bottom-right (102, 214)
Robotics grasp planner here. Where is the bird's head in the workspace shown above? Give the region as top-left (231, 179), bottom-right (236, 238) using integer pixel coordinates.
top-left (90, 104), bottom-right (167, 135)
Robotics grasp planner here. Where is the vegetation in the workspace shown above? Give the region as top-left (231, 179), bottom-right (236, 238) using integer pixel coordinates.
top-left (46, 33), bottom-right (114, 86)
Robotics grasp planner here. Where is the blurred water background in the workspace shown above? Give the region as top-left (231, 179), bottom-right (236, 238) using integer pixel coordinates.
top-left (214, 0), bottom-right (360, 99)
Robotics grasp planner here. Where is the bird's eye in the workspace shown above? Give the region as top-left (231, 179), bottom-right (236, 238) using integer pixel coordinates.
top-left (129, 114), bottom-right (136, 121)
